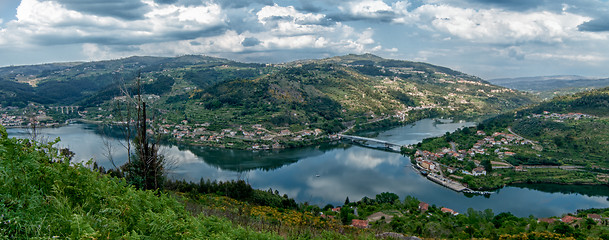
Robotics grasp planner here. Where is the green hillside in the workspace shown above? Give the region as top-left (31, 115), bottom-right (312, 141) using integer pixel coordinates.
top-left (407, 87), bottom-right (609, 190)
top-left (0, 54), bottom-right (536, 149)
top-left (0, 126), bottom-right (282, 239)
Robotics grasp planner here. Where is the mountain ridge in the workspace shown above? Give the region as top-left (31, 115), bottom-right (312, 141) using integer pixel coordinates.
top-left (1, 54), bottom-right (536, 149)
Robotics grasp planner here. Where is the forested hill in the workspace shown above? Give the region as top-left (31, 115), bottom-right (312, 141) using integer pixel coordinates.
top-left (0, 55), bottom-right (238, 107)
top-left (479, 87), bottom-right (609, 168)
top-left (1, 54), bottom-right (535, 139)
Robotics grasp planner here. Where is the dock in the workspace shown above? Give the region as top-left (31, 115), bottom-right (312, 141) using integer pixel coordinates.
top-left (426, 173), bottom-right (468, 192)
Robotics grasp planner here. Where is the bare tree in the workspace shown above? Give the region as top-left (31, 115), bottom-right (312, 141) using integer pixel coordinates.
top-left (111, 72), bottom-right (166, 190)
top-left (99, 127), bottom-right (118, 170)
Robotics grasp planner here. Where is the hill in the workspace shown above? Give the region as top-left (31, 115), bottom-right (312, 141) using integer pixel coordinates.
top-left (0, 54), bottom-right (535, 149)
top-left (405, 87), bottom-right (609, 190)
top-left (488, 75), bottom-right (609, 99)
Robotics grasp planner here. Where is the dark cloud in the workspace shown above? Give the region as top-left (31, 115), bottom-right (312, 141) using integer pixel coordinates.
top-left (31, 25), bottom-right (227, 46)
top-left (297, 0), bottom-right (324, 13)
top-left (215, 0), bottom-right (273, 8)
top-left (242, 37), bottom-right (261, 47)
top-left (578, 18), bottom-right (609, 32)
top-left (508, 48), bottom-right (525, 60)
top-left (46, 0), bottom-right (150, 20)
top-left (468, 0), bottom-right (545, 11)
top-left (154, 0), bottom-right (178, 4)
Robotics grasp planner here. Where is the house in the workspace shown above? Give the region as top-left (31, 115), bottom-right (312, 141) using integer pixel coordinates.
top-left (447, 167), bottom-right (456, 174)
top-left (588, 214), bottom-right (602, 222)
top-left (331, 207), bottom-right (342, 212)
top-left (418, 202), bottom-right (429, 212)
top-left (561, 215), bottom-right (581, 223)
top-left (472, 167), bottom-right (487, 176)
top-left (351, 219), bottom-right (369, 229)
top-left (514, 166), bottom-right (524, 172)
top-left (538, 218), bottom-right (557, 224)
top-left (441, 207), bottom-right (458, 215)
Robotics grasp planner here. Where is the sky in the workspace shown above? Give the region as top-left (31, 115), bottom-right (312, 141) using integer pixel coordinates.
top-left (1, 0), bottom-right (609, 79)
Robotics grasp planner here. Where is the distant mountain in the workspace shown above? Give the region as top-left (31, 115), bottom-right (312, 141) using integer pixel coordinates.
top-left (488, 75), bottom-right (609, 93)
top-left (0, 55), bottom-right (244, 107)
top-left (1, 54), bottom-right (535, 137)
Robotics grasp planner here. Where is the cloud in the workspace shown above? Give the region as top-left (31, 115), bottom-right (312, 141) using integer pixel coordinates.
top-left (252, 5), bottom-right (385, 54)
top-left (507, 47), bottom-right (525, 60)
top-left (338, 0), bottom-right (395, 21)
top-left (457, 0), bottom-right (546, 11)
top-left (154, 0), bottom-right (178, 4)
top-left (334, 0), bottom-right (411, 22)
top-left (42, 0), bottom-right (151, 20)
top-left (529, 52), bottom-right (606, 62)
top-left (579, 17), bottom-right (609, 32)
top-left (1, 0), bottom-right (227, 47)
top-left (411, 5), bottom-right (591, 44)
top-left (241, 37), bottom-right (261, 47)
top-left (215, 0), bottom-right (273, 9)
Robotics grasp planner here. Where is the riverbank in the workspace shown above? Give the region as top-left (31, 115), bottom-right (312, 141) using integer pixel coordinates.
top-left (7, 119), bottom-right (609, 217)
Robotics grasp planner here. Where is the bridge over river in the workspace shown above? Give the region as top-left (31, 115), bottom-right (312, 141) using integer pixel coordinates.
top-left (338, 134), bottom-right (403, 152)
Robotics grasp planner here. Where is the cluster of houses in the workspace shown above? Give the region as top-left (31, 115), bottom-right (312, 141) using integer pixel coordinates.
top-left (413, 130), bottom-right (537, 178)
top-left (532, 111), bottom-right (593, 121)
top-left (0, 113), bottom-right (29, 127)
top-left (157, 120), bottom-right (327, 150)
top-left (472, 131), bottom-right (534, 158)
top-left (538, 213), bottom-right (608, 225)
top-left (418, 201), bottom-right (459, 216)
top-left (414, 150), bottom-right (487, 177)
top-left (0, 110), bottom-right (61, 128)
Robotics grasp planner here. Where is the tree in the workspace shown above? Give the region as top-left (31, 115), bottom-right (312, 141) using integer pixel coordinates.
top-left (376, 192), bottom-right (400, 204)
top-left (116, 73), bottom-right (166, 191)
top-left (344, 196), bottom-right (350, 205)
top-left (481, 159), bottom-right (492, 173)
top-left (340, 206), bottom-right (352, 225)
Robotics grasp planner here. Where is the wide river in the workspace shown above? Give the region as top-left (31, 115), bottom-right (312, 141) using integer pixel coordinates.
top-left (7, 119), bottom-right (609, 217)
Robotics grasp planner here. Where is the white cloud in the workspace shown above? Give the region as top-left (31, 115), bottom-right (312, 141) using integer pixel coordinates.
top-left (529, 52), bottom-right (606, 62)
top-left (338, 0), bottom-right (411, 22)
top-left (252, 5), bottom-right (385, 54)
top-left (1, 0), bottom-right (227, 47)
top-left (413, 5), bottom-right (591, 44)
top-left (340, 0), bottom-right (393, 17)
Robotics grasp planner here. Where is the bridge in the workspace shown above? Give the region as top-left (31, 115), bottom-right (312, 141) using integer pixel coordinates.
top-left (51, 106), bottom-right (80, 114)
top-left (338, 134), bottom-right (403, 152)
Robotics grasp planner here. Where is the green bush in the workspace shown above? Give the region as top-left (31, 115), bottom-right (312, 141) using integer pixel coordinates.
top-left (0, 125), bottom-right (280, 239)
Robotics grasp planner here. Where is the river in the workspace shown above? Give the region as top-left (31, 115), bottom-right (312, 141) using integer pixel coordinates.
top-left (7, 118), bottom-right (609, 217)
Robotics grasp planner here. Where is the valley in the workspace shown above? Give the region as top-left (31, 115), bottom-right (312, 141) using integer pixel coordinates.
top-left (0, 54), bottom-right (535, 150)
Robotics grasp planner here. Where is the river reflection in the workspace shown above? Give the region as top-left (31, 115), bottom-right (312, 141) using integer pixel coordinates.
top-left (7, 119), bottom-right (609, 217)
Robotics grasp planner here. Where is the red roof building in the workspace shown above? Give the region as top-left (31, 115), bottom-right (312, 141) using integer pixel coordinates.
top-left (441, 207), bottom-right (458, 215)
top-left (419, 202), bottom-right (429, 212)
top-left (351, 219), bottom-right (369, 228)
top-left (587, 214), bottom-right (602, 222)
top-left (561, 215), bottom-right (581, 223)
